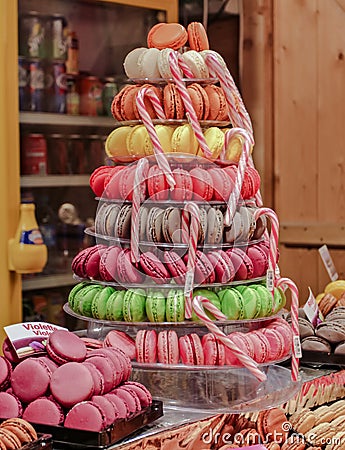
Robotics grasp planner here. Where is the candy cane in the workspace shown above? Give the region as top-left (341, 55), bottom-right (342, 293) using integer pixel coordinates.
top-left (253, 207), bottom-right (279, 290)
top-left (193, 296), bottom-right (267, 382)
top-left (184, 202), bottom-right (200, 319)
top-left (169, 51), bottom-right (212, 158)
top-left (177, 54), bottom-right (194, 78)
top-left (223, 128), bottom-right (251, 226)
top-left (138, 85), bottom-right (166, 119)
top-left (130, 158), bottom-right (149, 263)
top-left (204, 52), bottom-right (254, 144)
top-left (181, 209), bottom-right (190, 245)
top-left (136, 88), bottom-right (175, 190)
top-left (276, 277), bottom-right (300, 382)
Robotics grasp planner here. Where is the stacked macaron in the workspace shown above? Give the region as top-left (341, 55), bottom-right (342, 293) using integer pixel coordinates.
top-left (68, 282), bottom-right (286, 323)
top-left (111, 83), bottom-right (229, 123)
top-left (0, 330), bottom-right (152, 432)
top-left (287, 306), bottom-right (345, 356)
top-left (90, 162), bottom-right (261, 202)
top-left (131, 317), bottom-right (292, 366)
top-left (0, 418), bottom-right (38, 449)
top-left (92, 203), bottom-right (264, 245)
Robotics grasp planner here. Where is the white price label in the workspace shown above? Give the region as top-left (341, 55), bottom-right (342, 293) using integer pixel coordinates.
top-left (318, 244), bottom-right (338, 281)
top-left (293, 335), bottom-right (302, 359)
top-left (266, 268), bottom-right (274, 291)
top-left (304, 287), bottom-right (323, 326)
top-left (184, 270), bottom-right (195, 296)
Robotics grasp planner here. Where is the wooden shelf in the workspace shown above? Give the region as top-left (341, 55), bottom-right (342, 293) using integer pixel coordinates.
top-left (22, 273), bottom-right (77, 291)
top-left (20, 175), bottom-right (91, 188)
top-left (19, 112), bottom-right (116, 128)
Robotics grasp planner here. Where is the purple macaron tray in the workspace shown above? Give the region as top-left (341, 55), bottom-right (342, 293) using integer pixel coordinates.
top-left (31, 401), bottom-right (163, 449)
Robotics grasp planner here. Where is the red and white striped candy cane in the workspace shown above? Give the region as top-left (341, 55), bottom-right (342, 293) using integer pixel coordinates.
top-left (248, 155), bottom-right (264, 208)
top-left (204, 52), bottom-right (254, 144)
top-left (223, 128), bottom-right (251, 226)
top-left (181, 208), bottom-right (190, 244)
top-left (138, 85), bottom-right (166, 119)
top-left (168, 51), bottom-right (212, 159)
top-left (184, 201), bottom-right (200, 319)
top-left (276, 277), bottom-right (300, 382)
top-left (193, 296), bottom-right (267, 382)
top-left (136, 88), bottom-right (175, 190)
top-left (253, 207), bottom-right (280, 291)
top-left (177, 54), bottom-right (195, 78)
top-left (130, 158), bottom-right (149, 263)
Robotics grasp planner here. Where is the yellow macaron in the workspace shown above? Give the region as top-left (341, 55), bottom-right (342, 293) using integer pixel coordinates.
top-left (324, 280), bottom-right (345, 299)
top-left (171, 124), bottom-right (199, 155)
top-left (126, 124), bottom-right (151, 157)
top-left (202, 126), bottom-right (224, 159)
top-left (105, 126), bottom-right (132, 159)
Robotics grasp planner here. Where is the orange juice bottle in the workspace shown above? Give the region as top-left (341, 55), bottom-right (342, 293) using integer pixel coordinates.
top-left (9, 203), bottom-right (48, 273)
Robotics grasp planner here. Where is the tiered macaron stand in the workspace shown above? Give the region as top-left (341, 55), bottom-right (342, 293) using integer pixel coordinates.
top-left (64, 39), bottom-right (302, 414)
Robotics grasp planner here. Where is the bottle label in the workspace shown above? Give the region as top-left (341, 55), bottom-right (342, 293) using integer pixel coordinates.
top-left (20, 229), bottom-right (44, 245)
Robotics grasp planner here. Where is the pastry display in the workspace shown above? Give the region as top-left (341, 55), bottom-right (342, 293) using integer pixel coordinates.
top-left (62, 20), bottom-right (302, 412)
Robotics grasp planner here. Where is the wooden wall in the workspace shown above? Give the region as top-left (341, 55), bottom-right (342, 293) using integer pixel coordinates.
top-left (242, 0), bottom-right (345, 303)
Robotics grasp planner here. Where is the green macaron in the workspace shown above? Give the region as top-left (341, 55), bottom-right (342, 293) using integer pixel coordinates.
top-left (91, 286), bottom-right (115, 320)
top-left (106, 290), bottom-right (125, 321)
top-left (251, 284), bottom-right (273, 317)
top-left (234, 286), bottom-right (258, 320)
top-left (68, 282), bottom-right (88, 311)
top-left (75, 284), bottom-right (103, 317)
top-left (166, 289), bottom-right (185, 322)
top-left (272, 286), bottom-right (286, 314)
top-left (192, 289), bottom-right (221, 321)
top-left (146, 291), bottom-right (166, 322)
top-left (123, 289), bottom-right (147, 322)
top-left (218, 288), bottom-right (244, 320)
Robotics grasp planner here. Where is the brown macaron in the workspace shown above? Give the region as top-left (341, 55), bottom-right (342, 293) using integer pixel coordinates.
top-left (0, 418), bottom-right (37, 445)
top-left (0, 428), bottom-right (22, 450)
top-left (257, 408), bottom-right (288, 444)
top-left (318, 292), bottom-right (338, 317)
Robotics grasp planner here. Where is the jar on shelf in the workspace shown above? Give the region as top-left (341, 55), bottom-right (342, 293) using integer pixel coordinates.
top-left (68, 134), bottom-right (85, 174)
top-left (51, 14), bottom-right (67, 60)
top-left (79, 76), bottom-right (103, 116)
top-left (66, 75), bottom-right (80, 115)
top-left (87, 135), bottom-right (104, 172)
top-left (19, 11), bottom-right (49, 59)
top-left (44, 60), bottom-right (67, 113)
top-left (21, 133), bottom-right (47, 176)
top-left (18, 56), bottom-right (31, 111)
top-left (46, 134), bottom-right (68, 174)
top-left (65, 30), bottom-right (79, 75)
top-left (102, 77), bottom-right (118, 117)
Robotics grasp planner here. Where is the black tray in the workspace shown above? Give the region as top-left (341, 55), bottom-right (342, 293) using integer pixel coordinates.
top-left (31, 401), bottom-right (163, 449)
top-left (301, 350), bottom-right (345, 367)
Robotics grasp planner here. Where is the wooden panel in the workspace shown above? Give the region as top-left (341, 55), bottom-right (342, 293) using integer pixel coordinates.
top-left (242, 0), bottom-right (274, 207)
top-left (317, 0), bottom-right (345, 221)
top-left (279, 246), bottom-right (345, 306)
top-left (273, 0), bottom-right (319, 221)
top-left (280, 223), bottom-right (345, 247)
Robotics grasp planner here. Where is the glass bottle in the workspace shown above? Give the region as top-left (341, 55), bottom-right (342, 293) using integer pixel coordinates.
top-left (8, 203), bottom-right (48, 273)
top-left (65, 31), bottom-right (79, 74)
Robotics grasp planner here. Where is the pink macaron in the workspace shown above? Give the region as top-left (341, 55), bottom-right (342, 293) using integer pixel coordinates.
top-left (99, 245), bottom-right (122, 282)
top-left (170, 168), bottom-right (193, 201)
top-left (190, 167), bottom-right (213, 201)
top-left (247, 244), bottom-right (269, 278)
top-left (179, 333), bottom-right (204, 365)
top-left (140, 251), bottom-right (170, 284)
top-left (23, 397), bottom-right (64, 426)
top-left (103, 330), bottom-right (136, 361)
top-left (64, 401), bottom-right (107, 431)
top-left (202, 333), bottom-right (225, 365)
top-left (157, 330), bottom-right (179, 364)
top-left (147, 164), bottom-right (169, 201)
top-left (46, 329), bottom-right (87, 365)
top-left (208, 167), bottom-right (233, 201)
top-left (206, 250), bottom-right (235, 284)
top-left (116, 249), bottom-right (145, 284)
top-left (163, 250), bottom-right (187, 284)
top-left (136, 330), bottom-right (158, 363)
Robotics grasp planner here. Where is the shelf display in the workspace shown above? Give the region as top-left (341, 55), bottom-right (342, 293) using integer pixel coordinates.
top-left (62, 20), bottom-right (302, 414)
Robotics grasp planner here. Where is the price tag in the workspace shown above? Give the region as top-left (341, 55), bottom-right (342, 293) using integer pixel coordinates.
top-left (304, 287), bottom-right (323, 326)
top-left (4, 322), bottom-right (67, 358)
top-left (184, 270), bottom-right (195, 296)
top-left (293, 335), bottom-right (302, 359)
top-left (266, 268), bottom-right (274, 291)
top-left (318, 244), bottom-right (339, 281)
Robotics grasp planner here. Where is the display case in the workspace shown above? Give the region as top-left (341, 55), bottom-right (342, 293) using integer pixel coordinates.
top-left (0, 0), bottom-right (178, 341)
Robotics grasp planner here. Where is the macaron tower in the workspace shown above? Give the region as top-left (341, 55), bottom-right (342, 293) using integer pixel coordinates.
top-left (66, 21), bottom-right (301, 412)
